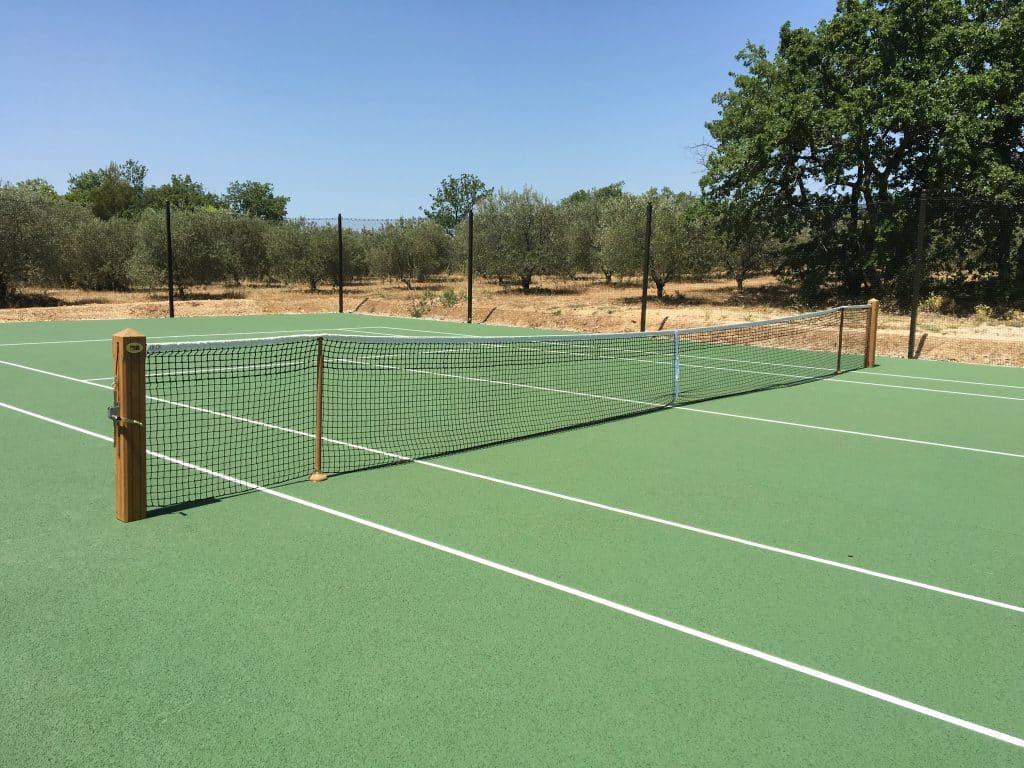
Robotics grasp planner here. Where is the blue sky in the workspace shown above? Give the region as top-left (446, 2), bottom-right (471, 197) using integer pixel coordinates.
top-left (1, 0), bottom-right (837, 218)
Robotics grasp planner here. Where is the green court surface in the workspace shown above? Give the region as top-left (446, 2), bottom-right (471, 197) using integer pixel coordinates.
top-left (1, 311), bottom-right (1022, 766)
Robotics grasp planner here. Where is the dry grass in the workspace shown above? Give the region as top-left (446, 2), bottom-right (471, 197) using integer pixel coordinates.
top-left (2, 274), bottom-right (1021, 366)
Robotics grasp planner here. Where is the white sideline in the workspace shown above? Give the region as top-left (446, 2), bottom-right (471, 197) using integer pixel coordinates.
top-left (2, 355), bottom-right (1023, 615)
top-left (832, 378), bottom-right (1024, 401)
top-left (1, 397), bottom-right (1023, 751)
top-left (681, 406), bottom-right (1024, 460)
top-left (861, 370), bottom-right (1024, 390)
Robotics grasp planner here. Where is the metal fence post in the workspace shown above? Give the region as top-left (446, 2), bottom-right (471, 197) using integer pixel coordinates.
top-left (907, 189), bottom-right (928, 358)
top-left (640, 202), bottom-right (652, 332)
top-left (467, 209), bottom-right (474, 324)
top-left (165, 202), bottom-right (175, 318)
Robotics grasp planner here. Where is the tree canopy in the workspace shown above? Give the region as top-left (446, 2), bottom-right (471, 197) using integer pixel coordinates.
top-left (423, 174), bottom-right (492, 232)
top-left (67, 160), bottom-right (148, 219)
top-left (701, 0), bottom-right (1024, 306)
top-left (224, 180), bottom-right (290, 220)
top-left (144, 174), bottom-right (223, 211)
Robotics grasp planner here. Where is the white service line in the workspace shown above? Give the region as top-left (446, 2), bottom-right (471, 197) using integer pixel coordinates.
top-left (362, 325), bottom-right (488, 336)
top-left (3, 354), bottom-right (1022, 614)
top-left (1, 397), bottom-right (1022, 751)
top-left (861, 370), bottom-right (1024, 391)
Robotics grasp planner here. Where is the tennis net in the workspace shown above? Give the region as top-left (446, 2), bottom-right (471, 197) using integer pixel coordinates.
top-left (111, 303), bottom-right (877, 516)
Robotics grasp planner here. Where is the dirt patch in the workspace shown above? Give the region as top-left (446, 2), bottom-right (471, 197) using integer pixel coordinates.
top-left (2, 275), bottom-right (1021, 366)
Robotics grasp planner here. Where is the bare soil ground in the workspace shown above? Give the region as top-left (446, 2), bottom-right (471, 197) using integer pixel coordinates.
top-left (2, 274), bottom-right (1022, 366)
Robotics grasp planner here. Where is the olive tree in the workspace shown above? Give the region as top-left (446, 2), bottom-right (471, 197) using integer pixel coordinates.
top-left (474, 187), bottom-right (565, 291)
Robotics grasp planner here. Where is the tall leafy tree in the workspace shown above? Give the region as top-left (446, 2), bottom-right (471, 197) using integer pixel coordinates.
top-left (67, 160), bottom-right (148, 219)
top-left (224, 180), bottom-right (289, 220)
top-left (144, 174), bottom-right (223, 210)
top-left (423, 174), bottom-right (492, 233)
top-left (702, 0), bottom-right (1024, 305)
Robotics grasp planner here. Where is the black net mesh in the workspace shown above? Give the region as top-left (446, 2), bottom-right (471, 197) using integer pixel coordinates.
top-left (143, 306), bottom-right (869, 509)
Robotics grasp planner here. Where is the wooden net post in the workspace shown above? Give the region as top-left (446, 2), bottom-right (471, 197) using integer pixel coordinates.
top-left (112, 329), bottom-right (147, 522)
top-left (310, 336), bottom-right (328, 482)
top-left (865, 298), bottom-right (879, 368)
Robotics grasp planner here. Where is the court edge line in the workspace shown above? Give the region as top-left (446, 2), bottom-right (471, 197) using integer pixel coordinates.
top-left (21, 401), bottom-right (1024, 749)
top-left (679, 406), bottom-right (1024, 459)
top-left (3, 355), bottom-right (1023, 616)
top-left (831, 379), bottom-right (1024, 401)
top-left (1, 400), bottom-right (1023, 751)
top-left (860, 371), bottom-right (1024, 391)
top-left (6, 352), bottom-right (1024, 618)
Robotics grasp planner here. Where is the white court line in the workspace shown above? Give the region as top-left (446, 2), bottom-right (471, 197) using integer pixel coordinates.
top-left (0, 325), bottom-right (388, 348)
top-left (832, 379), bottom-right (1024, 401)
top-left (3, 354), bottom-right (1022, 614)
top-left (1, 398), bottom-right (1022, 750)
top-left (0, 401), bottom-right (115, 442)
top-left (363, 325), bottom-right (489, 336)
top-left (682, 407), bottom-right (1024, 459)
top-left (0, 359), bottom-right (112, 390)
top-left (861, 371), bottom-right (1024, 391)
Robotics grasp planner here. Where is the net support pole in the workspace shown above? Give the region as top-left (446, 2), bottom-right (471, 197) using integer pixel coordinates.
top-left (467, 209), bottom-right (474, 324)
top-left (835, 307), bottom-right (845, 373)
top-left (310, 336), bottom-right (328, 482)
top-left (640, 201), bottom-right (652, 332)
top-left (165, 202), bottom-right (175, 319)
top-left (337, 214), bottom-right (344, 314)
top-left (672, 330), bottom-right (680, 403)
top-left (865, 298), bottom-right (879, 368)
top-left (113, 329), bottom-right (147, 522)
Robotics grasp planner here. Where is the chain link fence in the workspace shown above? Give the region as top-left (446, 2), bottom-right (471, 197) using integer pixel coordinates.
top-left (2, 189), bottom-right (1021, 366)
